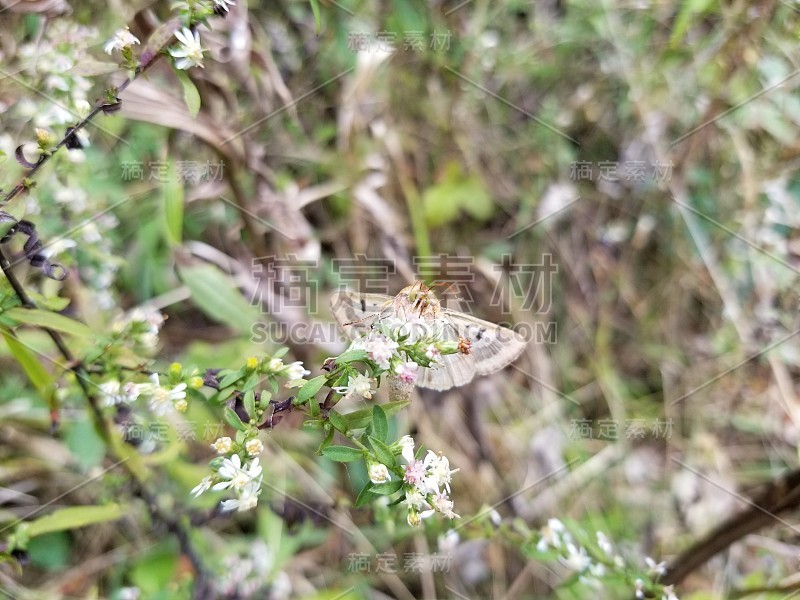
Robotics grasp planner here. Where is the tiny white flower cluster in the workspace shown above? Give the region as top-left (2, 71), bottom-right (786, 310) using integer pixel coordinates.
top-left (112, 307), bottom-right (166, 354)
top-left (16, 22), bottom-right (96, 129)
top-left (138, 373), bottom-right (188, 416)
top-left (104, 27), bottom-right (140, 55)
top-left (398, 436), bottom-right (460, 526)
top-left (333, 372), bottom-right (375, 400)
top-left (215, 540), bottom-right (291, 599)
top-left (100, 373), bottom-right (188, 416)
top-left (264, 357), bottom-right (311, 387)
top-left (536, 519), bottom-right (678, 599)
top-left (192, 450), bottom-right (264, 513)
top-left (339, 316), bottom-right (457, 394)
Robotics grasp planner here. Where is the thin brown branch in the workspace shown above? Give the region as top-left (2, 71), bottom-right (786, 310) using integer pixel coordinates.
top-left (662, 466), bottom-right (800, 586)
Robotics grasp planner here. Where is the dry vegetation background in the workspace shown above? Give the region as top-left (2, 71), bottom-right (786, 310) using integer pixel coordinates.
top-left (2, 0), bottom-right (800, 598)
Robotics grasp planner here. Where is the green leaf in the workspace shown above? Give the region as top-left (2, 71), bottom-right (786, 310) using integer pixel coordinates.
top-left (344, 400), bottom-right (410, 429)
top-left (2, 329), bottom-right (54, 400)
top-left (178, 264), bottom-right (262, 335)
top-left (371, 405), bottom-right (388, 442)
top-left (316, 424), bottom-right (335, 454)
top-left (335, 349), bottom-right (368, 365)
top-left (65, 419), bottom-right (105, 470)
top-left (422, 161), bottom-right (493, 227)
top-left (297, 375), bottom-right (326, 404)
top-left (28, 532), bottom-right (69, 570)
top-left (368, 436), bottom-right (395, 466)
top-left (308, 0), bottom-right (321, 33)
top-left (327, 409), bottom-right (347, 433)
top-left (368, 480), bottom-right (404, 496)
top-left (27, 505), bottom-right (125, 538)
top-left (223, 406), bottom-right (248, 432)
top-left (5, 307), bottom-right (93, 340)
top-left (243, 390), bottom-right (256, 420)
top-left (321, 445), bottom-right (364, 462)
top-left (176, 69), bottom-right (201, 118)
top-left (218, 368), bottom-right (245, 389)
top-left (354, 481), bottom-right (374, 507)
top-left (162, 161), bottom-right (184, 245)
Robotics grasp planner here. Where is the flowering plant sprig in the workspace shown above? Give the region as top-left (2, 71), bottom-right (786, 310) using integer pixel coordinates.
top-left (531, 518), bottom-right (679, 600)
top-left (167, 312), bottom-right (469, 525)
top-left (284, 317), bottom-right (468, 526)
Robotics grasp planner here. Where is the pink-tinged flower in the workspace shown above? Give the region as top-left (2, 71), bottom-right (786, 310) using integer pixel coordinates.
top-left (431, 491), bottom-right (459, 519)
top-left (404, 459), bottom-right (427, 488)
top-left (394, 361), bottom-right (419, 384)
top-left (424, 344), bottom-right (442, 363)
top-left (365, 334), bottom-right (398, 370)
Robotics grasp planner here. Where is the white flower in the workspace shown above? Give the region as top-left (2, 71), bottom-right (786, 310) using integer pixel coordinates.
top-left (283, 360), bottom-right (310, 381)
top-left (213, 0), bottom-right (235, 13)
top-left (212, 436), bottom-right (233, 454)
top-left (422, 450), bottom-right (459, 494)
top-left (104, 27), bottom-right (140, 54)
top-left (404, 488), bottom-right (429, 511)
top-left (99, 379), bottom-right (138, 406)
top-left (398, 435), bottom-right (416, 463)
top-left (562, 542), bottom-right (590, 572)
top-left (394, 361), bottom-right (419, 384)
top-left (245, 438), bottom-right (263, 456)
top-left (368, 463), bottom-right (391, 484)
top-left (118, 587), bottom-right (140, 600)
top-left (137, 374), bottom-right (187, 416)
top-left (365, 334), bottom-right (398, 370)
top-left (169, 27), bottom-right (205, 70)
top-left (424, 344), bottom-right (442, 363)
top-left (191, 476), bottom-right (212, 497)
top-left (537, 518), bottom-right (566, 551)
top-left (646, 556), bottom-right (667, 577)
top-left (267, 357), bottom-right (283, 371)
top-left (662, 585), bottom-right (679, 600)
top-left (333, 373), bottom-right (375, 400)
top-left (220, 478), bottom-right (261, 512)
top-left (589, 562), bottom-right (606, 577)
top-left (596, 531), bottom-right (614, 557)
top-left (213, 455), bottom-right (262, 491)
top-left (125, 308), bottom-right (165, 334)
top-left (431, 491), bottom-right (459, 519)
top-left (41, 237), bottom-right (76, 259)
top-left (635, 579), bottom-right (645, 600)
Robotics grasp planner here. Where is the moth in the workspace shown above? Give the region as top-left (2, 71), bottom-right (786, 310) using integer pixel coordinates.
top-left (330, 282), bottom-right (528, 391)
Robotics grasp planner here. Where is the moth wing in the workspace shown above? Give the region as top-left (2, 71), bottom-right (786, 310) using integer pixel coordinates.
top-left (441, 309), bottom-right (528, 375)
top-left (329, 290), bottom-right (394, 339)
top-left (416, 320), bottom-right (477, 391)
